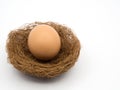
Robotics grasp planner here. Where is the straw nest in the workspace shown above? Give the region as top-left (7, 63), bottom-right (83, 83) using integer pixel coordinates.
top-left (6, 22), bottom-right (81, 78)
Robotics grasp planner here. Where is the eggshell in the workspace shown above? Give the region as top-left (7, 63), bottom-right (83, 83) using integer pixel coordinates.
top-left (28, 24), bottom-right (61, 61)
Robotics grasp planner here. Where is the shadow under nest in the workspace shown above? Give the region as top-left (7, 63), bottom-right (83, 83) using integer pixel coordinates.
top-left (6, 22), bottom-right (81, 78)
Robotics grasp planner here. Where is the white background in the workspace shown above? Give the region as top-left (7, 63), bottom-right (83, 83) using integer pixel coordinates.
top-left (0, 0), bottom-right (120, 90)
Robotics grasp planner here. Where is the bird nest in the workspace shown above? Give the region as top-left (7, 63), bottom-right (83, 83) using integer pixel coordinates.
top-left (6, 22), bottom-right (81, 78)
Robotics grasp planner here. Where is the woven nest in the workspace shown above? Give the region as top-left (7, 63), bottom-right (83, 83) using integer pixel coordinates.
top-left (6, 22), bottom-right (81, 78)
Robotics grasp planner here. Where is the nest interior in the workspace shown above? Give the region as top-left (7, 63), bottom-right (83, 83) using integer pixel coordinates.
top-left (6, 22), bottom-right (81, 78)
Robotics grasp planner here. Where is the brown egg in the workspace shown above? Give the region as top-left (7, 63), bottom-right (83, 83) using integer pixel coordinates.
top-left (28, 24), bottom-right (61, 61)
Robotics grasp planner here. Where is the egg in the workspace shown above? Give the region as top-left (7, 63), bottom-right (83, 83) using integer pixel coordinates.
top-left (28, 24), bottom-right (61, 61)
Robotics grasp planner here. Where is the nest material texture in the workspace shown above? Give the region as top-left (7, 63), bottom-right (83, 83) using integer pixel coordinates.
top-left (6, 22), bottom-right (81, 78)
